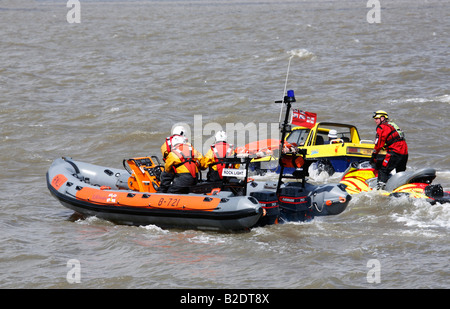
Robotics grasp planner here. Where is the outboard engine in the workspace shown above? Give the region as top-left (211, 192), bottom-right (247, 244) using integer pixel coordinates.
top-left (251, 190), bottom-right (280, 226)
top-left (425, 184), bottom-right (443, 199)
top-left (278, 182), bottom-right (313, 222)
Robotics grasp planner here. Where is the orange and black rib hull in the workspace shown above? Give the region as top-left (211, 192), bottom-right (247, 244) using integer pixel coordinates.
top-left (46, 157), bottom-right (263, 231)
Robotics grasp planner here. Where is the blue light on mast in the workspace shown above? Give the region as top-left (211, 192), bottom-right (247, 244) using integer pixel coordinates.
top-left (286, 90), bottom-right (296, 103)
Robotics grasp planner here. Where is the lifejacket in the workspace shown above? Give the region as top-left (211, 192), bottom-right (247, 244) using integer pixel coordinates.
top-left (165, 136), bottom-right (173, 154)
top-left (172, 144), bottom-right (198, 178)
top-left (375, 121), bottom-right (407, 155)
top-left (383, 122), bottom-right (405, 147)
top-left (162, 135), bottom-right (177, 161)
top-left (210, 142), bottom-right (235, 179)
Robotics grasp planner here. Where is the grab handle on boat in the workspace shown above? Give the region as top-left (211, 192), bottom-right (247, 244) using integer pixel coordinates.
top-left (62, 157), bottom-right (81, 175)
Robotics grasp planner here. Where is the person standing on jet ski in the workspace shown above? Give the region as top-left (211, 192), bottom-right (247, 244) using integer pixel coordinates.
top-left (204, 131), bottom-right (239, 182)
top-left (159, 126), bottom-right (187, 193)
top-left (165, 135), bottom-right (207, 194)
top-left (370, 110), bottom-right (408, 190)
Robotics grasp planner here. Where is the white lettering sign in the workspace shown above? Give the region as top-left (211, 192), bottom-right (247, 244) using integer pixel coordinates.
top-left (222, 168), bottom-right (246, 177)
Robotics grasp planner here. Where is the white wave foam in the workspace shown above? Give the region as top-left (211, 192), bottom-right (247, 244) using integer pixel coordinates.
top-left (75, 216), bottom-right (105, 225)
top-left (306, 163), bottom-right (346, 184)
top-left (390, 200), bottom-right (450, 230)
top-left (405, 97), bottom-right (428, 103)
top-left (287, 48), bottom-right (316, 60)
top-left (187, 234), bottom-right (228, 245)
top-left (266, 48), bottom-right (316, 62)
top-left (140, 224), bottom-right (169, 234)
top-left (250, 226), bottom-right (272, 237)
top-left (392, 94), bottom-right (450, 105)
top-left (436, 94), bottom-right (450, 103)
top-left (307, 165), bottom-right (331, 182)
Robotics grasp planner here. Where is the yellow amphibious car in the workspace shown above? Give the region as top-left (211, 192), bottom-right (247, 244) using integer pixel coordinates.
top-left (251, 122), bottom-right (382, 175)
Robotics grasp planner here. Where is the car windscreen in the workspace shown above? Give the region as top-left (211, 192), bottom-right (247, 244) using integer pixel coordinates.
top-left (286, 129), bottom-right (310, 146)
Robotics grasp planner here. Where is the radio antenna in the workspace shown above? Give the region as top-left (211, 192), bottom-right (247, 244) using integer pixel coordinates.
top-left (278, 55), bottom-right (295, 123)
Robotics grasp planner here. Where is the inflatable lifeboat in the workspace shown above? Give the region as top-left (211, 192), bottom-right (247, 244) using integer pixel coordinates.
top-left (47, 157), bottom-right (264, 231)
top-left (340, 161), bottom-right (450, 204)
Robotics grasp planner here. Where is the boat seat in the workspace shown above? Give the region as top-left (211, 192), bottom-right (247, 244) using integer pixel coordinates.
top-left (385, 168), bottom-right (436, 192)
top-left (315, 136), bottom-right (324, 145)
top-left (189, 181), bottom-right (223, 194)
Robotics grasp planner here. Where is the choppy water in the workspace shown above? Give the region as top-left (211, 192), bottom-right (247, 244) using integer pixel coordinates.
top-left (1, 0), bottom-right (449, 289)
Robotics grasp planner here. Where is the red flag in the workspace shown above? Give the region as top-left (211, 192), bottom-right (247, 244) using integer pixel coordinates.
top-left (291, 109), bottom-right (317, 128)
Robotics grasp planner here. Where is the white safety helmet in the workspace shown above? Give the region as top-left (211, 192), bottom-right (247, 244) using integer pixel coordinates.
top-left (171, 135), bottom-right (185, 147)
top-left (215, 130), bottom-right (227, 143)
top-left (172, 125), bottom-right (186, 136)
top-left (328, 129), bottom-right (338, 139)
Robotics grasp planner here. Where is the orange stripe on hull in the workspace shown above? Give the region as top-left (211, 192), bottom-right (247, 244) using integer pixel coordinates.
top-left (75, 187), bottom-right (220, 211)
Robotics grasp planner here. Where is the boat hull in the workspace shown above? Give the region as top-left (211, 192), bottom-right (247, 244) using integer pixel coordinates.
top-left (46, 158), bottom-right (262, 231)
